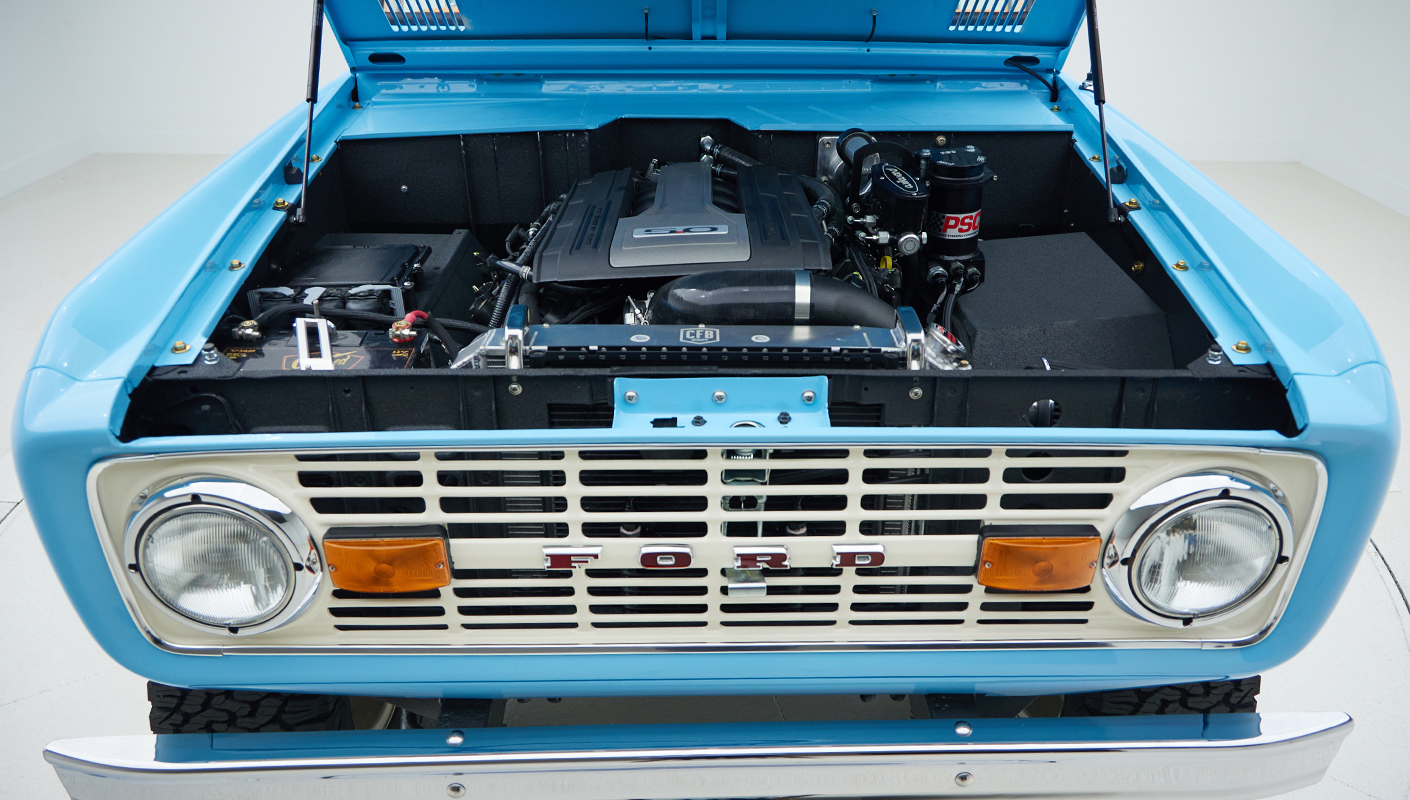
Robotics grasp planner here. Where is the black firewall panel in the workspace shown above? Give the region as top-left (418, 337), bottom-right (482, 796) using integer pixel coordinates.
top-left (533, 164), bottom-right (831, 283)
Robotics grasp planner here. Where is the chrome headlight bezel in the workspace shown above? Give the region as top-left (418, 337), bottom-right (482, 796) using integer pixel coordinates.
top-left (122, 478), bottom-right (321, 635)
top-left (1102, 471), bottom-right (1293, 628)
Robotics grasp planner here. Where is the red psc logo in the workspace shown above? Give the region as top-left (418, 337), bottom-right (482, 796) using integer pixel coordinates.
top-left (940, 210), bottom-right (982, 239)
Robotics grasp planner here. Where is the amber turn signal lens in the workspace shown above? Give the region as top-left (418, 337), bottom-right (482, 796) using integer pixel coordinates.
top-left (977, 536), bottom-right (1101, 592)
top-left (324, 538), bottom-right (451, 593)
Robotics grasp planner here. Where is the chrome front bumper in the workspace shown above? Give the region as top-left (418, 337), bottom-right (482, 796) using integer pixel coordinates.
top-left (46, 712), bottom-right (1351, 800)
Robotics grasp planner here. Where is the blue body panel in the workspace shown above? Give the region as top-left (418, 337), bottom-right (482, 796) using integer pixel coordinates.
top-left (14, 18), bottom-right (1397, 698)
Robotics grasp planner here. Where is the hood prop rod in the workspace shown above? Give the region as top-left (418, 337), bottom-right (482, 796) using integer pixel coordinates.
top-left (1085, 0), bottom-right (1123, 224)
top-left (293, 0), bottom-right (325, 225)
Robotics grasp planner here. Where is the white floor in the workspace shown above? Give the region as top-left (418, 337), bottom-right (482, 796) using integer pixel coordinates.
top-left (1, 156), bottom-right (1407, 800)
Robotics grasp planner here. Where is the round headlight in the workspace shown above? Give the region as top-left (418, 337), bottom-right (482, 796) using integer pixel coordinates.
top-left (1103, 472), bottom-right (1292, 627)
top-left (1131, 501), bottom-right (1280, 618)
top-left (124, 479), bottom-right (320, 635)
top-left (139, 507), bottom-right (293, 627)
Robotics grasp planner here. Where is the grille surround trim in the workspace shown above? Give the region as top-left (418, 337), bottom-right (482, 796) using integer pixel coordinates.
top-left (88, 444), bottom-right (1325, 657)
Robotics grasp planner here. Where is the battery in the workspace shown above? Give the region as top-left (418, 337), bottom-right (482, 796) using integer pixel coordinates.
top-left (223, 330), bottom-right (418, 372)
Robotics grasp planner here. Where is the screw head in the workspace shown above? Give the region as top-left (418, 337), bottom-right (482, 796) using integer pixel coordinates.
top-left (171, 341), bottom-right (190, 354)
top-left (1131, 260), bottom-right (1145, 274)
top-left (1172, 260), bottom-right (1189, 271)
top-left (801, 390), bottom-right (816, 404)
top-left (1124, 198), bottom-right (1142, 211)
top-left (1089, 154), bottom-right (1101, 162)
top-left (446, 730), bottom-right (465, 745)
top-left (228, 260), bottom-right (245, 271)
top-left (508, 383), bottom-right (523, 395)
top-left (624, 390), bottom-right (638, 404)
top-left (692, 415), bottom-right (706, 426)
top-left (908, 387), bottom-right (924, 400)
top-left (1233, 340), bottom-right (1252, 354)
top-left (446, 784), bottom-right (466, 798)
top-left (954, 720), bottom-right (973, 737)
top-left (400, 185), bottom-right (409, 193)
top-left (309, 154), bottom-right (322, 162)
top-left (777, 412), bottom-right (792, 425)
top-left (955, 772), bottom-right (974, 787)
top-left (934, 134), bottom-right (948, 146)
top-left (713, 390), bottom-right (727, 404)
top-left (272, 199), bottom-right (289, 210)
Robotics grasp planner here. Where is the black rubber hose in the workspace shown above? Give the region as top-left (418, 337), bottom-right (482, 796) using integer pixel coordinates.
top-left (940, 287), bottom-right (959, 332)
top-left (926, 281), bottom-right (949, 328)
top-left (488, 276), bottom-right (520, 329)
top-left (708, 143), bottom-right (759, 168)
top-left (487, 195), bottom-right (564, 328)
top-left (708, 162), bottom-right (739, 181)
top-left (646, 270), bottom-right (896, 328)
top-left (797, 175), bottom-right (843, 222)
top-left (424, 315), bottom-right (460, 353)
top-left (253, 302), bottom-right (315, 328)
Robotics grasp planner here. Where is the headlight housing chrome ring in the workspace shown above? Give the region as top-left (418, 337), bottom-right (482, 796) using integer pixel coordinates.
top-left (122, 479), bottom-right (321, 635)
top-left (1102, 471), bottom-right (1293, 628)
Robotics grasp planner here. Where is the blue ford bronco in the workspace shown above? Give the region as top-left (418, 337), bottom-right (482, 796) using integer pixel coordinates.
top-left (22, 1), bottom-right (1396, 798)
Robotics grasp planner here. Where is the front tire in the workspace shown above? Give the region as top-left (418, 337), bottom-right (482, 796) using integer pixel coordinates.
top-left (1062, 677), bottom-right (1261, 716)
top-left (147, 682), bottom-right (354, 733)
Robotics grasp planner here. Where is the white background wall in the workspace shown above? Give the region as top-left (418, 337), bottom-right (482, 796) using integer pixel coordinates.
top-left (0, 2), bottom-right (348, 198)
top-left (1062, 0), bottom-right (1410, 217)
top-left (2, 1), bottom-right (1407, 216)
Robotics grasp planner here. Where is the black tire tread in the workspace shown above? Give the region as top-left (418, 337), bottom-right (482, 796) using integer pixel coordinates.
top-left (148, 682), bottom-right (354, 733)
top-left (1063, 677), bottom-right (1260, 716)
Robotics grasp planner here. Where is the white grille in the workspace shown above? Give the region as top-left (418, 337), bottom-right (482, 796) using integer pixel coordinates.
top-left (949, 0), bottom-right (1037, 32)
top-left (91, 445), bottom-right (1322, 652)
top-left (379, 0), bottom-right (466, 32)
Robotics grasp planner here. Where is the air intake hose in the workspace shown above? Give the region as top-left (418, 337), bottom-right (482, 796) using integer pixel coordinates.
top-left (646, 270), bottom-right (898, 328)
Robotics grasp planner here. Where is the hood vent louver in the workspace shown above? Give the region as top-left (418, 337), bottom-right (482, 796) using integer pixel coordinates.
top-left (379, 0), bottom-right (467, 32)
top-left (949, 0), bottom-right (1036, 32)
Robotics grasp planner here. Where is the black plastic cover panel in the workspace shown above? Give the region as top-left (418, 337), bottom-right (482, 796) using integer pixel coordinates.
top-left (955, 233), bottom-right (1173, 370)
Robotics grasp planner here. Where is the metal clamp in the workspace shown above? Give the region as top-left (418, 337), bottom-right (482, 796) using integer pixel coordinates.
top-left (897, 306), bottom-right (925, 370)
top-left (504, 305), bottom-right (529, 370)
top-left (724, 568), bottom-right (766, 597)
top-left (294, 317), bottom-right (335, 371)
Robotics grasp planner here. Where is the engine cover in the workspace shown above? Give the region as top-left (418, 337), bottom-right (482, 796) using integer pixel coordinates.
top-left (533, 161), bottom-right (831, 283)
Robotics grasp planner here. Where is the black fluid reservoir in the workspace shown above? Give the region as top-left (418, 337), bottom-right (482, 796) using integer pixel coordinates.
top-left (926, 145), bottom-right (994, 260)
top-left (870, 163), bottom-right (929, 240)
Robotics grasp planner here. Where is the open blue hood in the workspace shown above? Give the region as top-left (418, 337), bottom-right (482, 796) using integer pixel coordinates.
top-left (325, 1), bottom-right (1086, 73)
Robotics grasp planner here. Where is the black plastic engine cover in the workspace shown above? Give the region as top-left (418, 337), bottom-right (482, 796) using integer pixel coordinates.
top-left (533, 164), bottom-right (831, 283)
top-left (954, 233), bottom-right (1172, 370)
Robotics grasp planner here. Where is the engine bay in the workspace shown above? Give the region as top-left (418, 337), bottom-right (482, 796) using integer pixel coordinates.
top-left (122, 121), bottom-right (1295, 438)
